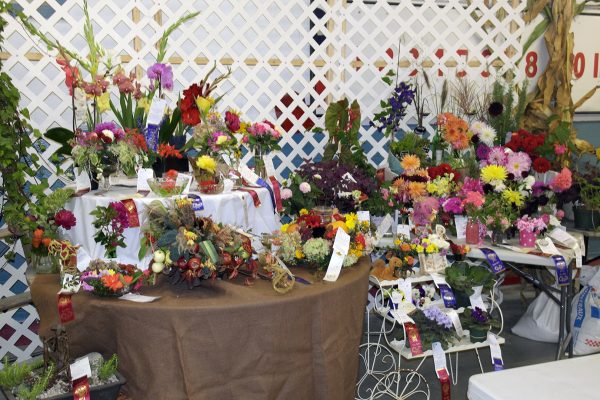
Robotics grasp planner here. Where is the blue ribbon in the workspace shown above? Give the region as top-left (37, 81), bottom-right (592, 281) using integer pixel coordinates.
top-left (187, 194), bottom-right (204, 211)
top-left (256, 177), bottom-right (276, 213)
top-left (438, 284), bottom-right (456, 308)
top-left (480, 248), bottom-right (506, 274)
top-left (145, 123), bottom-right (159, 152)
top-left (493, 357), bottom-right (504, 371)
top-left (551, 255), bottom-right (569, 286)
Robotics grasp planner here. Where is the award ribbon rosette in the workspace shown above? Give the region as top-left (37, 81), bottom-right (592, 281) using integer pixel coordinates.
top-left (551, 255), bottom-right (570, 286)
top-left (438, 284), bottom-right (456, 308)
top-left (433, 342), bottom-right (451, 400)
top-left (70, 358), bottom-right (92, 400)
top-left (405, 323), bottom-right (423, 356)
top-left (57, 293), bottom-right (75, 323)
top-left (72, 377), bottom-right (91, 400)
top-left (479, 248), bottom-right (506, 274)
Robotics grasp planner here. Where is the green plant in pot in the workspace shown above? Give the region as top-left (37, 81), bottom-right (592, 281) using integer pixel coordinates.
top-left (573, 166), bottom-right (600, 231)
top-left (444, 261), bottom-right (495, 308)
top-left (460, 307), bottom-right (501, 343)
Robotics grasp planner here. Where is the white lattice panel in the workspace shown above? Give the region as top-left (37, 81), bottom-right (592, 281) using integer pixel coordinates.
top-left (0, 0), bottom-right (526, 361)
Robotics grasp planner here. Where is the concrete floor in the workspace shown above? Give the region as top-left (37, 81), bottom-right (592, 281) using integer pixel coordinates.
top-left (356, 285), bottom-right (559, 400)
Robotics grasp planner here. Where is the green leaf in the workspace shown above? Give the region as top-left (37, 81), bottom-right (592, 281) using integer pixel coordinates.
top-left (518, 17), bottom-right (549, 64)
top-left (44, 127), bottom-right (74, 155)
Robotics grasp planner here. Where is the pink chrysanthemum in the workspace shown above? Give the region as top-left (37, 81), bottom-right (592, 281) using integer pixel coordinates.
top-left (506, 151), bottom-right (531, 178)
top-left (487, 146), bottom-right (507, 166)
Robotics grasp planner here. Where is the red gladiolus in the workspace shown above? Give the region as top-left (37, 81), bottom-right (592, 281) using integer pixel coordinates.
top-left (56, 58), bottom-right (80, 95)
top-left (532, 157), bottom-right (551, 173)
top-left (182, 108), bottom-right (201, 126)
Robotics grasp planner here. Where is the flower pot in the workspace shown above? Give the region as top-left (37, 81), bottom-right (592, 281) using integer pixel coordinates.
top-left (573, 207), bottom-right (600, 231)
top-left (453, 290), bottom-right (471, 309)
top-left (519, 230), bottom-right (536, 248)
top-left (469, 326), bottom-right (488, 343)
top-left (0, 371), bottom-right (126, 400)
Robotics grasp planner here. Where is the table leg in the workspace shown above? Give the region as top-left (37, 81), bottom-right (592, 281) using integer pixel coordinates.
top-left (566, 262), bottom-right (574, 358)
top-left (556, 285), bottom-right (566, 360)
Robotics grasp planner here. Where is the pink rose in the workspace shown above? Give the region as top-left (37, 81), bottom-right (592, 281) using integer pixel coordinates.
top-left (554, 144), bottom-right (567, 155)
top-left (280, 188), bottom-right (293, 200)
top-left (299, 182), bottom-right (311, 194)
top-left (556, 210), bottom-right (565, 219)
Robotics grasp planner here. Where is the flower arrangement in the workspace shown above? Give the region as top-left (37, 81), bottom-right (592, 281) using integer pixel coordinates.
top-left (243, 120), bottom-right (283, 153)
top-left (371, 239), bottom-right (418, 280)
top-left (277, 209), bottom-right (371, 270)
top-left (460, 306), bottom-right (501, 342)
top-left (438, 113), bottom-right (470, 151)
top-left (26, 188), bottom-right (76, 257)
top-left (179, 64), bottom-right (231, 126)
top-left (90, 202), bottom-right (130, 258)
top-left (80, 259), bottom-right (147, 297)
top-left (282, 161), bottom-right (378, 215)
top-left (141, 199), bottom-right (256, 287)
top-left (411, 307), bottom-right (458, 350)
top-left (188, 110), bottom-right (242, 163)
top-left (515, 215), bottom-right (547, 233)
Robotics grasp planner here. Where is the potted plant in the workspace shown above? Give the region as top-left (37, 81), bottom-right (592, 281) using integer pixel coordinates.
top-left (410, 307), bottom-right (458, 350)
top-left (444, 261), bottom-right (495, 308)
top-left (0, 354), bottom-right (126, 400)
top-left (460, 307), bottom-right (501, 343)
top-left (573, 165), bottom-right (600, 231)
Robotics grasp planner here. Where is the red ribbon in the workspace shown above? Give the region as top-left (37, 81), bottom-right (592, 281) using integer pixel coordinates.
top-left (268, 176), bottom-right (283, 212)
top-left (237, 188), bottom-right (261, 207)
top-left (57, 293), bottom-right (75, 323)
top-left (121, 199), bottom-right (140, 227)
top-left (72, 376), bottom-right (91, 400)
top-left (405, 323), bottom-right (423, 356)
top-left (437, 368), bottom-right (451, 400)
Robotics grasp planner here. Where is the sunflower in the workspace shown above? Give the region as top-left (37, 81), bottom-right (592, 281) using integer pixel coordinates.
top-left (481, 165), bottom-right (507, 183)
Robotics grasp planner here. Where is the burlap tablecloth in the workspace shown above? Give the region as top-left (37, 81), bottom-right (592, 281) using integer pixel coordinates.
top-left (31, 258), bottom-right (371, 400)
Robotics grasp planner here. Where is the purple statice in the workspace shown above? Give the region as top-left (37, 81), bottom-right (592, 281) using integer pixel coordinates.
top-left (423, 306), bottom-right (453, 329)
top-left (147, 63), bottom-right (174, 91)
top-left (471, 307), bottom-right (488, 325)
top-left (476, 143), bottom-right (491, 161)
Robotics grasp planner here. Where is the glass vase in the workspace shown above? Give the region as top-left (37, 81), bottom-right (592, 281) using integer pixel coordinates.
top-left (491, 229), bottom-right (504, 246)
top-left (30, 253), bottom-right (59, 274)
top-left (99, 153), bottom-right (118, 191)
top-left (466, 217), bottom-right (480, 245)
top-left (253, 145), bottom-right (267, 180)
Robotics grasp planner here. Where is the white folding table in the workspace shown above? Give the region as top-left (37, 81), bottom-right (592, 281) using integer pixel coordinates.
top-left (467, 354), bottom-right (600, 400)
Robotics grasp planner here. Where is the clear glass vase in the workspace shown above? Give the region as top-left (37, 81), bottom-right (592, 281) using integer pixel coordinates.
top-left (30, 253), bottom-right (59, 274)
top-left (253, 145), bottom-right (267, 180)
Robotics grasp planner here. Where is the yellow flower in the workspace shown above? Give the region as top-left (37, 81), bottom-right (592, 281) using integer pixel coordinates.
top-left (108, 269), bottom-right (116, 276)
top-left (416, 245), bottom-right (424, 253)
top-left (281, 223), bottom-right (289, 233)
top-left (216, 135), bottom-right (228, 145)
top-left (239, 121), bottom-right (249, 134)
top-left (481, 165), bottom-right (507, 183)
top-left (195, 96), bottom-right (212, 114)
top-left (596, 147), bottom-right (600, 161)
top-left (184, 229), bottom-right (198, 242)
top-left (97, 92), bottom-right (110, 113)
top-left (137, 97), bottom-right (151, 113)
top-left (196, 155), bottom-right (217, 173)
top-left (299, 209), bottom-right (308, 215)
top-left (394, 238), bottom-right (401, 246)
top-left (176, 197), bottom-right (192, 207)
top-left (400, 154), bottom-right (420, 171)
top-left (345, 219), bottom-right (356, 231)
top-left (295, 249), bottom-right (304, 259)
top-left (426, 244), bottom-right (437, 253)
top-left (502, 189), bottom-right (524, 206)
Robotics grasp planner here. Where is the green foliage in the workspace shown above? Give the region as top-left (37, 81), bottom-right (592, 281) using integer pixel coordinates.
top-left (460, 307), bottom-right (501, 331)
top-left (444, 261), bottom-right (495, 296)
top-left (156, 12), bottom-right (200, 63)
top-left (98, 354), bottom-right (119, 382)
top-left (16, 363), bottom-right (54, 400)
top-left (361, 188), bottom-right (392, 216)
top-left (411, 309), bottom-right (458, 350)
top-left (576, 172), bottom-right (600, 211)
top-left (320, 98), bottom-right (372, 173)
top-left (44, 127), bottom-right (74, 156)
top-left (389, 132), bottom-right (430, 161)
top-left (0, 357), bottom-right (42, 389)
top-left (489, 79), bottom-right (528, 144)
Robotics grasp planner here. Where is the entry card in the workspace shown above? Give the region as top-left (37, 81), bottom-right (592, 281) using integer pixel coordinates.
top-left (376, 214), bottom-right (393, 237)
top-left (357, 211), bottom-right (370, 223)
top-left (397, 278), bottom-right (412, 302)
top-left (239, 164), bottom-right (260, 186)
top-left (469, 285), bottom-right (487, 311)
top-left (454, 216), bottom-right (468, 239)
top-left (432, 342), bottom-right (447, 374)
top-left (70, 357), bottom-right (92, 381)
top-left (75, 169), bottom-right (91, 192)
top-left (390, 308), bottom-right (415, 325)
top-left (324, 229), bottom-right (350, 282)
top-left (447, 309), bottom-right (464, 336)
top-left (136, 168), bottom-right (154, 192)
top-left (147, 98), bottom-right (167, 125)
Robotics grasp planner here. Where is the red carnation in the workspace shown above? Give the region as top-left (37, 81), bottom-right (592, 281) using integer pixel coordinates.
top-left (54, 209), bottom-right (77, 230)
top-left (532, 157), bottom-right (551, 173)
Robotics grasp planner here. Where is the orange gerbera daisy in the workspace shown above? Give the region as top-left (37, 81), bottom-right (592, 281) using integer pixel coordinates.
top-left (102, 274), bottom-right (124, 292)
top-left (400, 154), bottom-right (420, 171)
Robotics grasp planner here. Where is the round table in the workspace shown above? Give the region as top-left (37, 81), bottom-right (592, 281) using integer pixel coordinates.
top-left (65, 186), bottom-right (280, 269)
top-left (31, 258), bottom-right (371, 400)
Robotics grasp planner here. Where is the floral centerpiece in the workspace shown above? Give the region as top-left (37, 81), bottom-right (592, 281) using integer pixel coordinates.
top-left (90, 201), bottom-right (130, 258)
top-left (412, 232), bottom-right (450, 275)
top-left (281, 161), bottom-right (378, 215)
top-left (141, 199), bottom-right (256, 288)
top-left (277, 209), bottom-right (372, 271)
top-left (71, 122), bottom-right (148, 188)
top-left (80, 259), bottom-right (147, 297)
top-left (515, 215), bottom-right (547, 247)
top-left (243, 120), bottom-right (283, 178)
top-left (191, 155), bottom-right (221, 193)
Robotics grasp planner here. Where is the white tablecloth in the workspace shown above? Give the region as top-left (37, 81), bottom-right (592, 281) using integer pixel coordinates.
top-left (467, 354), bottom-right (600, 400)
top-left (65, 187), bottom-right (280, 269)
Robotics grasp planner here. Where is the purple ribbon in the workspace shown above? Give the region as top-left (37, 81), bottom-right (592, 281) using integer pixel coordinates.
top-left (552, 255), bottom-right (569, 286)
top-left (480, 248), bottom-right (506, 274)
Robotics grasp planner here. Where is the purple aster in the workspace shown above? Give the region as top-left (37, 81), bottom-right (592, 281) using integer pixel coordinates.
top-left (487, 146), bottom-right (507, 166)
top-left (506, 151), bottom-right (531, 178)
top-left (476, 144), bottom-right (491, 161)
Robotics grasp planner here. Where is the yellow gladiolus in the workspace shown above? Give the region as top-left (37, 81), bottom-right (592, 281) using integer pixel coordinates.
top-left (195, 96), bottom-right (212, 114)
top-left (96, 92), bottom-right (110, 113)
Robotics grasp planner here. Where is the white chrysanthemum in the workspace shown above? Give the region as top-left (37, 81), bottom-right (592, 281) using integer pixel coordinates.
top-left (470, 120), bottom-right (485, 136)
top-left (102, 129), bottom-right (115, 141)
top-left (479, 124), bottom-right (497, 146)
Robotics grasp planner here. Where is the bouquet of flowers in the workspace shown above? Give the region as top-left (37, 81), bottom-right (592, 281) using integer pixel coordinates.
top-left (90, 201), bottom-right (130, 258)
top-left (437, 113), bottom-right (470, 151)
top-left (71, 122), bottom-right (148, 178)
top-left (412, 232), bottom-right (450, 274)
top-left (141, 199), bottom-right (256, 288)
top-left (80, 259), bottom-right (147, 297)
top-left (391, 154), bottom-right (430, 205)
top-left (277, 209), bottom-right (372, 270)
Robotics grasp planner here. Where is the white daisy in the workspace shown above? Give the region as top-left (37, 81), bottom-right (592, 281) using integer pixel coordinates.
top-left (479, 124), bottom-right (497, 146)
top-left (470, 120), bottom-right (485, 136)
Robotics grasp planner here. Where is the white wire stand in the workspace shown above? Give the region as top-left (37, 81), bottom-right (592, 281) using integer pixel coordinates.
top-left (362, 276), bottom-right (506, 400)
